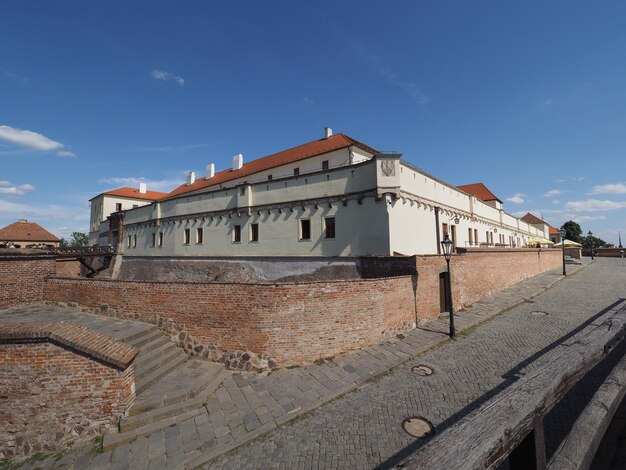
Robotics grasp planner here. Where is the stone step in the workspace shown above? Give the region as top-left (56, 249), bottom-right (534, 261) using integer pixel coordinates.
top-left (103, 408), bottom-right (205, 452)
top-left (134, 337), bottom-right (175, 368)
top-left (135, 354), bottom-right (188, 396)
top-left (126, 327), bottom-right (163, 348)
top-left (135, 345), bottom-right (181, 383)
top-left (118, 368), bottom-right (226, 433)
top-left (121, 325), bottom-right (158, 344)
top-left (187, 363), bottom-right (225, 398)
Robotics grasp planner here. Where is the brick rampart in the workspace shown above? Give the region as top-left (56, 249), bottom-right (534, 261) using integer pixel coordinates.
top-left (0, 256), bottom-right (56, 309)
top-left (0, 322), bottom-right (137, 460)
top-left (44, 276), bottom-right (417, 369)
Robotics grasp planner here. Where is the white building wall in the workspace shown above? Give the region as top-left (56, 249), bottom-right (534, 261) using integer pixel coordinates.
top-left (125, 196), bottom-right (390, 257)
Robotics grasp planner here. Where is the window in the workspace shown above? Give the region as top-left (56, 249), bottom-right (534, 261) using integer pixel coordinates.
top-left (116, 203), bottom-right (122, 212)
top-left (233, 225), bottom-right (241, 243)
top-left (183, 228), bottom-right (190, 245)
top-left (132, 204), bottom-right (139, 209)
top-left (158, 232), bottom-right (163, 247)
top-left (300, 219), bottom-right (311, 240)
top-left (474, 229), bottom-right (479, 244)
top-left (151, 233), bottom-right (156, 247)
top-left (132, 235), bottom-right (137, 247)
top-left (293, 167), bottom-right (300, 176)
top-left (250, 223), bottom-right (259, 242)
top-left (196, 228), bottom-right (203, 244)
top-left (240, 186), bottom-right (246, 195)
top-left (468, 228), bottom-right (473, 246)
top-left (324, 217), bottom-right (336, 239)
top-left (442, 223), bottom-right (449, 236)
top-left (322, 160), bottom-right (329, 170)
top-left (267, 174), bottom-right (273, 181)
top-left (127, 235), bottom-right (132, 247)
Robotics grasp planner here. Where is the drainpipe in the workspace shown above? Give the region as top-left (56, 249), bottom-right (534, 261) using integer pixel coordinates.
top-left (435, 207), bottom-right (441, 254)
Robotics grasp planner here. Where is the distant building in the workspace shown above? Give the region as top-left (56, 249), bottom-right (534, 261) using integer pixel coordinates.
top-left (90, 129), bottom-right (550, 256)
top-left (89, 185), bottom-right (167, 245)
top-left (548, 226), bottom-right (561, 244)
top-left (0, 219), bottom-right (60, 248)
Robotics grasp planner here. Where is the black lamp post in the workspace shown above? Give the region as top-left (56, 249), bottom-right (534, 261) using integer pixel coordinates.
top-left (588, 230), bottom-right (594, 260)
top-left (441, 234), bottom-right (456, 338)
top-left (560, 228), bottom-right (566, 276)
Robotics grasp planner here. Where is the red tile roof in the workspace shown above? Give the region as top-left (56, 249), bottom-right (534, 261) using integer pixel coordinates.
top-left (0, 219), bottom-right (59, 242)
top-left (549, 226), bottom-right (560, 235)
top-left (163, 133), bottom-right (379, 200)
top-left (100, 187), bottom-right (168, 201)
top-left (521, 212), bottom-right (546, 225)
top-left (457, 183), bottom-right (502, 203)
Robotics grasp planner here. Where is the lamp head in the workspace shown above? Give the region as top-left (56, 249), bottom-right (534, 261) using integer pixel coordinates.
top-left (441, 234), bottom-right (453, 260)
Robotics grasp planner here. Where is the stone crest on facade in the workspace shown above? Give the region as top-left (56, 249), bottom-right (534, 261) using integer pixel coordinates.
top-left (381, 160), bottom-right (395, 177)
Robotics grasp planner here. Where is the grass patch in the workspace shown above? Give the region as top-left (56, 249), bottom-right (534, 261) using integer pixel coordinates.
top-left (285, 364), bottom-right (300, 369)
top-left (91, 435), bottom-right (103, 454)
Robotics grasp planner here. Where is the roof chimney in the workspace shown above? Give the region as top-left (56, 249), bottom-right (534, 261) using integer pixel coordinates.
top-left (324, 127), bottom-right (333, 139)
top-left (186, 171), bottom-right (196, 186)
top-left (139, 182), bottom-right (147, 194)
top-left (232, 153), bottom-right (243, 171)
top-left (206, 163), bottom-right (215, 179)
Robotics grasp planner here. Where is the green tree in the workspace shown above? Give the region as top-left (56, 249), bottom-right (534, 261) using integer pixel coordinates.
top-left (582, 235), bottom-right (606, 249)
top-left (60, 232), bottom-right (89, 248)
top-left (560, 221), bottom-right (582, 243)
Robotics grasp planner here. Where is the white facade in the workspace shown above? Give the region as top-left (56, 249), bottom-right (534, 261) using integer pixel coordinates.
top-left (93, 133), bottom-right (548, 257)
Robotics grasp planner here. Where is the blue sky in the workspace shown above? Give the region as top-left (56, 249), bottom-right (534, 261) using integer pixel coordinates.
top-left (1, 1), bottom-right (625, 244)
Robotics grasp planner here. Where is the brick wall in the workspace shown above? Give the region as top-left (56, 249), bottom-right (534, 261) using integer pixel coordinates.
top-left (0, 322), bottom-right (137, 460)
top-left (0, 256), bottom-right (56, 309)
top-left (43, 249), bottom-right (561, 370)
top-left (45, 276), bottom-right (417, 369)
top-left (54, 259), bottom-right (83, 277)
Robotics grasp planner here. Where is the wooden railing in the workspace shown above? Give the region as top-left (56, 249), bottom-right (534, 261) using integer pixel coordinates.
top-left (51, 246), bottom-right (116, 257)
top-left (401, 305), bottom-right (626, 470)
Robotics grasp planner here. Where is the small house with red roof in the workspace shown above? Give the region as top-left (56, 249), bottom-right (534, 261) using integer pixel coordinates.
top-left (90, 128), bottom-right (550, 256)
top-left (0, 219), bottom-right (60, 248)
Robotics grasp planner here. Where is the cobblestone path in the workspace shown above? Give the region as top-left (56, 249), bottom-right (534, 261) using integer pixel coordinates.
top-left (10, 258), bottom-right (626, 469)
top-left (211, 258), bottom-right (626, 469)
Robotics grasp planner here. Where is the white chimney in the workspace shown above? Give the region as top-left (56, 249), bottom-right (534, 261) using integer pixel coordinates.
top-left (324, 127), bottom-right (333, 139)
top-left (232, 153), bottom-right (243, 171)
top-left (186, 171), bottom-right (196, 186)
top-left (139, 182), bottom-right (147, 194)
top-left (206, 163), bottom-right (215, 179)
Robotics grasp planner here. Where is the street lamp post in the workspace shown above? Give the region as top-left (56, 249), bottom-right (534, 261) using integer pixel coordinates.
top-left (588, 230), bottom-right (594, 260)
top-left (440, 234), bottom-right (456, 338)
top-left (560, 228), bottom-right (566, 276)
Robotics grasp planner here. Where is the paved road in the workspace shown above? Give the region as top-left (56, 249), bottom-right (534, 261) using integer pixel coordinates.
top-left (212, 258), bottom-right (626, 469)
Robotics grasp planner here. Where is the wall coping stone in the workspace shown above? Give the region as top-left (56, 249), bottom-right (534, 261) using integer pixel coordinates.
top-left (0, 321), bottom-right (139, 369)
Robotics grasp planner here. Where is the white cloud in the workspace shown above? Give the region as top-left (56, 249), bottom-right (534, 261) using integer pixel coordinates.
top-left (552, 199), bottom-right (560, 204)
top-left (544, 99), bottom-right (554, 106)
top-left (588, 183), bottom-right (626, 195)
top-left (0, 125), bottom-right (63, 151)
top-left (555, 178), bottom-right (565, 183)
top-left (0, 199), bottom-right (88, 222)
top-left (0, 181), bottom-right (35, 196)
top-left (567, 215), bottom-right (606, 222)
top-left (544, 189), bottom-right (562, 198)
top-left (506, 193), bottom-right (526, 204)
top-left (151, 69), bottom-right (185, 86)
top-left (3, 69), bottom-right (29, 84)
top-left (0, 125), bottom-right (76, 157)
top-left (329, 22), bottom-right (429, 106)
top-left (303, 97), bottom-right (314, 105)
top-left (565, 199), bottom-right (626, 212)
top-left (99, 176), bottom-right (181, 192)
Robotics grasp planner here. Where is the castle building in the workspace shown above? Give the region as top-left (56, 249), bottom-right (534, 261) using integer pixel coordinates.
top-left (90, 129), bottom-right (548, 256)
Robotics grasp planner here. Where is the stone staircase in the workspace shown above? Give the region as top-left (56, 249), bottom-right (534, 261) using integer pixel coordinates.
top-left (103, 326), bottom-right (226, 451)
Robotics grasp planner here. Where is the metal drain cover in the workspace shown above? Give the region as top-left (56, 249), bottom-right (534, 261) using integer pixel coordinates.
top-left (531, 311), bottom-right (549, 316)
top-left (411, 365), bottom-right (434, 376)
top-left (402, 417), bottom-right (434, 438)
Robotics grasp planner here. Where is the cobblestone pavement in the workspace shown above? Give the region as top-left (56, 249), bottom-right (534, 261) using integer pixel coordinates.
top-left (10, 258), bottom-right (626, 469)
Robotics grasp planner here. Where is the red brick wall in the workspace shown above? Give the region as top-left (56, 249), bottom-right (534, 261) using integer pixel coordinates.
top-left (43, 249), bottom-right (561, 369)
top-left (0, 257), bottom-right (56, 309)
top-left (45, 275), bottom-right (417, 368)
top-left (0, 339), bottom-right (135, 459)
top-left (412, 249), bottom-right (562, 317)
top-left (54, 259), bottom-right (83, 277)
